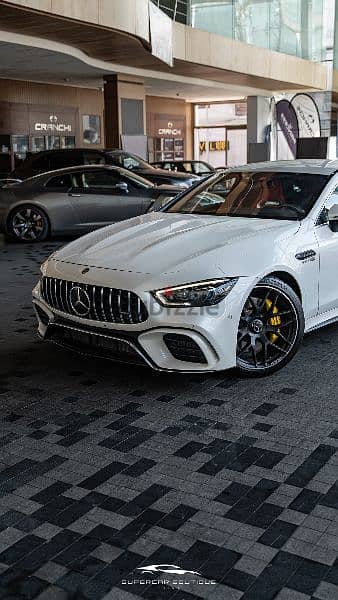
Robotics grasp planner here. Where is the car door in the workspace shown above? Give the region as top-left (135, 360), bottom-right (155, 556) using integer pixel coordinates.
top-left (68, 169), bottom-right (145, 228)
top-left (314, 180), bottom-right (338, 314)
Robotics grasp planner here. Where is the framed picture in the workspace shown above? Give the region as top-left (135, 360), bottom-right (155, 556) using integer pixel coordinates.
top-left (82, 115), bottom-right (101, 144)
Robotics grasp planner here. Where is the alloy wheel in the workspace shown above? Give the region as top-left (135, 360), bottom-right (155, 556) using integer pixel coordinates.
top-left (237, 283), bottom-right (299, 371)
top-left (11, 207), bottom-right (47, 241)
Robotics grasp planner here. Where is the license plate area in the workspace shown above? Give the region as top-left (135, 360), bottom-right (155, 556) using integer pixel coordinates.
top-left (47, 325), bottom-right (144, 365)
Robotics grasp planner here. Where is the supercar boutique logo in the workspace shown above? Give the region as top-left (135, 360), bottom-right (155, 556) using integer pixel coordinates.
top-left (121, 563), bottom-right (216, 588)
top-left (137, 564), bottom-right (202, 576)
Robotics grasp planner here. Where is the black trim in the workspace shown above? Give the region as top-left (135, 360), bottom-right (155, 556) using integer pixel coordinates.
top-left (295, 250), bottom-right (316, 261)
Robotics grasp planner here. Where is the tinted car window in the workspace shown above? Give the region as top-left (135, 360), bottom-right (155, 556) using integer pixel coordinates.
top-left (84, 151), bottom-right (106, 165)
top-left (50, 151), bottom-right (83, 170)
top-left (45, 174), bottom-right (72, 189)
top-left (71, 170), bottom-right (120, 188)
top-left (32, 155), bottom-right (50, 170)
top-left (193, 162), bottom-right (211, 174)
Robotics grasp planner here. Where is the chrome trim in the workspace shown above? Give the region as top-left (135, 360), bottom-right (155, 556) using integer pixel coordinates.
top-left (108, 288), bottom-right (115, 322)
top-left (137, 297), bottom-right (142, 323)
top-left (92, 286), bottom-right (99, 320)
top-left (100, 287), bottom-right (106, 321)
top-left (41, 277), bottom-right (147, 325)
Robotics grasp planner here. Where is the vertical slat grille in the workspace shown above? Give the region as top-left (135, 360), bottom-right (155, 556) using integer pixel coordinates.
top-left (41, 277), bottom-right (148, 324)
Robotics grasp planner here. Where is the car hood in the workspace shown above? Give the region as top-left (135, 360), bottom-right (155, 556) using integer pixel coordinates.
top-left (137, 167), bottom-right (197, 181)
top-left (51, 213), bottom-right (300, 283)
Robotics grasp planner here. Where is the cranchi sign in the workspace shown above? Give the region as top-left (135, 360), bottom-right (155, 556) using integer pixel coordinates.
top-left (34, 114), bottom-right (72, 133)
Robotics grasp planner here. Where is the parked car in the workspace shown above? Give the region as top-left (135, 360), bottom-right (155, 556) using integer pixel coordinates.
top-left (10, 148), bottom-right (112, 181)
top-left (105, 150), bottom-right (199, 187)
top-left (11, 148), bottom-right (197, 189)
top-left (151, 160), bottom-right (215, 177)
top-left (0, 165), bottom-right (181, 242)
top-left (33, 159), bottom-right (338, 376)
top-left (0, 178), bottom-right (21, 188)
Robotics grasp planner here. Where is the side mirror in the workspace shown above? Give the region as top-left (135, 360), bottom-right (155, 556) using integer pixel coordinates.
top-left (328, 204), bottom-right (338, 232)
top-left (115, 182), bottom-right (129, 193)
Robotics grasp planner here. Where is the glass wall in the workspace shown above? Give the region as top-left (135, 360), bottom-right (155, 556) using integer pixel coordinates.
top-left (190, 0), bottom-right (325, 61)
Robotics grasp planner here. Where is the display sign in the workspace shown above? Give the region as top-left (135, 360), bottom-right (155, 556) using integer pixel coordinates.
top-left (291, 93), bottom-right (321, 138)
top-left (34, 114), bottom-right (72, 133)
top-left (29, 108), bottom-right (77, 136)
top-left (199, 141), bottom-right (227, 152)
top-left (83, 115), bottom-right (101, 144)
top-left (158, 121), bottom-right (182, 136)
top-left (276, 100), bottom-right (299, 157)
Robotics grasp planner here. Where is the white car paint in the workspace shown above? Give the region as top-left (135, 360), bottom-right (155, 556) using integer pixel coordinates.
top-left (32, 160), bottom-right (338, 372)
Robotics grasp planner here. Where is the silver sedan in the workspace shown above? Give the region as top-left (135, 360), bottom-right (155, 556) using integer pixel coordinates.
top-left (0, 165), bottom-right (181, 242)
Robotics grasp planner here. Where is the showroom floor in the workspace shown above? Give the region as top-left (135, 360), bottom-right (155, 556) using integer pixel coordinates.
top-left (0, 241), bottom-right (338, 600)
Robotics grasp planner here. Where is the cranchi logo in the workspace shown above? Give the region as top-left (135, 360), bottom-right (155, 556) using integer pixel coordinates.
top-left (136, 564), bottom-right (202, 576)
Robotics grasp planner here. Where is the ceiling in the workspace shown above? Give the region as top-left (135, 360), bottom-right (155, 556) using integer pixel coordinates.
top-left (0, 36), bottom-right (263, 101)
top-left (0, 1), bottom-right (309, 95)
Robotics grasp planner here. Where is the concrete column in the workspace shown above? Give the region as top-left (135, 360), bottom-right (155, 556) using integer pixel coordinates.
top-left (103, 75), bottom-right (120, 149)
top-left (247, 96), bottom-right (272, 162)
top-left (103, 75), bottom-right (146, 150)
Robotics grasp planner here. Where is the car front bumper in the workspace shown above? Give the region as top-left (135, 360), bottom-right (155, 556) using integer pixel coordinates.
top-left (32, 273), bottom-right (251, 373)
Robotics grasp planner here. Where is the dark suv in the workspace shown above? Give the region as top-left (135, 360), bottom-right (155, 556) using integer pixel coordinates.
top-left (11, 149), bottom-right (198, 188)
top-left (11, 149), bottom-right (110, 181)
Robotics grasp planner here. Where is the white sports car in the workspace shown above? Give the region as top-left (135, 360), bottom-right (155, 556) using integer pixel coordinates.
top-left (33, 160), bottom-right (338, 376)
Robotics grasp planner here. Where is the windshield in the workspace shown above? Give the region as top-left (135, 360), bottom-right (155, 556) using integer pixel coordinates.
top-left (116, 168), bottom-right (152, 189)
top-left (107, 152), bottom-right (152, 171)
top-left (167, 171), bottom-right (329, 220)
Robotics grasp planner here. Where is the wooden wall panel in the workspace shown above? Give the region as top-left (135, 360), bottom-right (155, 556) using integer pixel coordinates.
top-left (0, 79), bottom-right (104, 146)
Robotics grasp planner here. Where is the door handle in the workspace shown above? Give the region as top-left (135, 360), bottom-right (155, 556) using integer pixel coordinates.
top-left (69, 193), bottom-right (81, 197)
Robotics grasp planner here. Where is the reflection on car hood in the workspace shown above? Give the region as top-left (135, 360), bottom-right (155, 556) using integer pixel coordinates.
top-left (52, 212), bottom-right (300, 279)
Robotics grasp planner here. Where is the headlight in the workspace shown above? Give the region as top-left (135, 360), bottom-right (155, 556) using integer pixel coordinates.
top-left (153, 278), bottom-right (238, 307)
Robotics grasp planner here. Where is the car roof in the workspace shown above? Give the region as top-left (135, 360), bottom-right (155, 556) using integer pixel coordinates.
top-left (33, 148), bottom-right (104, 154)
top-left (20, 164), bottom-right (153, 185)
top-left (230, 159), bottom-right (338, 176)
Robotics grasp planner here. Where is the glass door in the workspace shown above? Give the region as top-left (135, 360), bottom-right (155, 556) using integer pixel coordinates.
top-left (194, 127), bottom-right (227, 167)
top-left (195, 126), bottom-right (247, 167)
top-left (227, 128), bottom-right (247, 167)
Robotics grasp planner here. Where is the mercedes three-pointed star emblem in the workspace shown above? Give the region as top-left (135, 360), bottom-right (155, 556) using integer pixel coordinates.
top-left (69, 286), bottom-right (90, 317)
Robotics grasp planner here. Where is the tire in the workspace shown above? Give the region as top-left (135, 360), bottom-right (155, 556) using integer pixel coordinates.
top-left (7, 204), bottom-right (49, 242)
top-left (236, 276), bottom-right (304, 377)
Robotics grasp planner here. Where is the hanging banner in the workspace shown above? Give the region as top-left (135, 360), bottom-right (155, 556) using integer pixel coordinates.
top-left (149, 1), bottom-right (173, 67)
top-left (291, 93), bottom-right (321, 138)
top-left (276, 99), bottom-right (299, 157)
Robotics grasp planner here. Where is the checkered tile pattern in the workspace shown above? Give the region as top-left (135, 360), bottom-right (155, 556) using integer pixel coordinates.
top-left (0, 241), bottom-right (338, 600)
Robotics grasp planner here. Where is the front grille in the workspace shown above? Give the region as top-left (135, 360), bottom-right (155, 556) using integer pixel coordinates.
top-left (41, 277), bottom-right (148, 324)
top-left (164, 333), bottom-right (207, 364)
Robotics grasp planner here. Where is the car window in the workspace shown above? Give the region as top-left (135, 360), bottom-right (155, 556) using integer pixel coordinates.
top-left (107, 152), bottom-right (151, 170)
top-left (45, 174), bottom-right (72, 189)
top-left (84, 151), bottom-right (106, 165)
top-left (71, 170), bottom-right (120, 189)
top-left (122, 171), bottom-right (151, 189)
top-left (317, 191), bottom-right (338, 225)
top-left (50, 151), bottom-right (83, 169)
top-left (32, 155), bottom-right (50, 171)
top-left (168, 171), bottom-right (329, 220)
top-left (182, 162), bottom-right (193, 173)
top-left (193, 162), bottom-right (211, 174)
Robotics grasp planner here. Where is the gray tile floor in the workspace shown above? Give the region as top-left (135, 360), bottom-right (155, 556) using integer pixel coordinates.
top-left (0, 240), bottom-right (338, 600)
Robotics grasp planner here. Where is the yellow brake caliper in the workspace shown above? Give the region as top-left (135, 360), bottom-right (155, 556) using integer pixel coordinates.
top-left (265, 299), bottom-right (281, 343)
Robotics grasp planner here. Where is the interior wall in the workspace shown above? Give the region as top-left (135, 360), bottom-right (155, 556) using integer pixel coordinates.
top-left (0, 79), bottom-right (104, 146)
